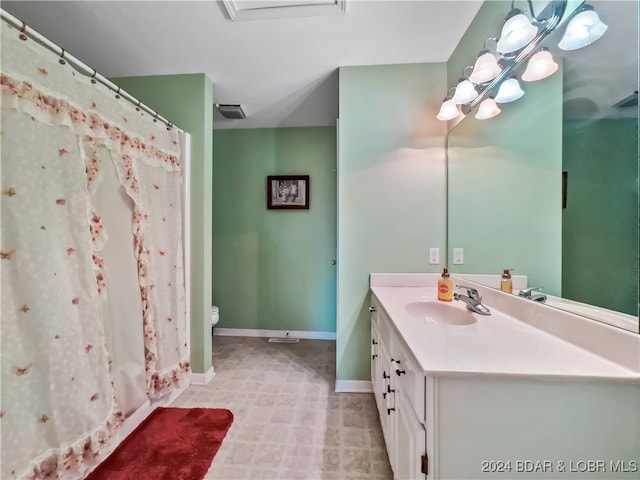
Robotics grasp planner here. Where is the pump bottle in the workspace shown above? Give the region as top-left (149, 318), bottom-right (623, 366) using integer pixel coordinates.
top-left (500, 269), bottom-right (513, 294)
top-left (438, 268), bottom-right (454, 301)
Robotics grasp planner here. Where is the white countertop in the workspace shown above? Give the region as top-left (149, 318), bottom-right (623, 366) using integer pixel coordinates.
top-left (372, 285), bottom-right (640, 380)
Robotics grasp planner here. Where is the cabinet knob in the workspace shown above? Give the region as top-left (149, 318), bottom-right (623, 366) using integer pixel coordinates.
top-left (392, 359), bottom-right (406, 376)
top-left (368, 306), bottom-right (376, 313)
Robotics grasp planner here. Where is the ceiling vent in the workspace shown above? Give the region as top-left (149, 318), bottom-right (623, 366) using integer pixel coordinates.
top-left (221, 0), bottom-right (346, 21)
top-left (612, 91), bottom-right (638, 109)
top-left (216, 104), bottom-right (247, 119)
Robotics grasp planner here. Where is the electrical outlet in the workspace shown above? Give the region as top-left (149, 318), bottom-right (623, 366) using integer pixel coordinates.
top-left (429, 248), bottom-right (440, 265)
top-left (453, 248), bottom-right (464, 265)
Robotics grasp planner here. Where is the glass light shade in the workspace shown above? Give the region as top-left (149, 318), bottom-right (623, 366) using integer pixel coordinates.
top-left (436, 98), bottom-right (460, 121)
top-left (496, 13), bottom-right (538, 54)
top-left (495, 77), bottom-right (525, 103)
top-left (522, 49), bottom-right (558, 81)
top-left (475, 98), bottom-right (501, 120)
top-left (558, 9), bottom-right (608, 51)
top-left (451, 79), bottom-right (478, 104)
top-left (469, 51), bottom-right (502, 84)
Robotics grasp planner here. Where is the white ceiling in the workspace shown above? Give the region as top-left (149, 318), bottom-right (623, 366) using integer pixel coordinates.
top-left (1, 1), bottom-right (637, 128)
top-left (0, 0), bottom-right (483, 129)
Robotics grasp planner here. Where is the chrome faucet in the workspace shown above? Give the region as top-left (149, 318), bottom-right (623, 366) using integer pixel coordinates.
top-left (518, 286), bottom-right (547, 303)
top-left (454, 285), bottom-right (491, 315)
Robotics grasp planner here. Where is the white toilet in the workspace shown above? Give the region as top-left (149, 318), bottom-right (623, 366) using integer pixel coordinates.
top-left (211, 305), bottom-right (220, 328)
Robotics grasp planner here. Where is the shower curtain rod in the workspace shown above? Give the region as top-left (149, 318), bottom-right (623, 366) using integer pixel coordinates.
top-left (1, 9), bottom-right (176, 130)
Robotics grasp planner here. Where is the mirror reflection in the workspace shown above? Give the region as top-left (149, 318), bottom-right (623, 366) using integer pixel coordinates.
top-left (446, 0), bottom-right (638, 332)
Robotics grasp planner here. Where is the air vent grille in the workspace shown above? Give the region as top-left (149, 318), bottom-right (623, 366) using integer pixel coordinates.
top-left (612, 91), bottom-right (638, 109)
top-left (216, 104), bottom-right (247, 119)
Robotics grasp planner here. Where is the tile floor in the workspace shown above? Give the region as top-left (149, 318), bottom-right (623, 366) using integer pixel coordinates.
top-left (172, 335), bottom-right (393, 480)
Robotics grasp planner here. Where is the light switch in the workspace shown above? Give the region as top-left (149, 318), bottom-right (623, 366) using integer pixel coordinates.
top-left (453, 248), bottom-right (464, 265)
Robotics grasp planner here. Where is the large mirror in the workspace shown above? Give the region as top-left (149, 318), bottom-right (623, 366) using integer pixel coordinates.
top-left (447, 0), bottom-right (639, 332)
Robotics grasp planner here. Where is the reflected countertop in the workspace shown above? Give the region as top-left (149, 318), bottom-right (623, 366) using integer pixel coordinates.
top-left (539, 294), bottom-right (638, 332)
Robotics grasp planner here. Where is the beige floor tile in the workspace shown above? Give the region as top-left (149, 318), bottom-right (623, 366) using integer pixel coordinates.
top-left (173, 337), bottom-right (392, 479)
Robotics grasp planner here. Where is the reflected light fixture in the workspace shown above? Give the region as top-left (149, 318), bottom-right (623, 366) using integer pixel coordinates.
top-left (475, 97), bottom-right (501, 120)
top-left (452, 78), bottom-right (478, 104)
top-left (558, 5), bottom-right (608, 50)
top-left (469, 49), bottom-right (502, 84)
top-left (522, 48), bottom-right (558, 81)
top-left (496, 10), bottom-right (538, 54)
top-left (495, 76), bottom-right (525, 103)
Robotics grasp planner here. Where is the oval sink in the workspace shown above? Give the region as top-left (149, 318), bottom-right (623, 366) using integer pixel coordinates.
top-left (404, 302), bottom-right (477, 325)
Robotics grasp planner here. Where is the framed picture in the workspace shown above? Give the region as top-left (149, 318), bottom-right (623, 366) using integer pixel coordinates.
top-left (267, 175), bottom-right (310, 210)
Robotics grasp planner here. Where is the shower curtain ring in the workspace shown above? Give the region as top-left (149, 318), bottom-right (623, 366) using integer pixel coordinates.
top-left (153, 112), bottom-right (159, 123)
top-left (115, 87), bottom-right (121, 99)
top-left (19, 22), bottom-right (28, 41)
top-left (59, 49), bottom-right (66, 65)
top-left (91, 69), bottom-right (97, 84)
top-left (136, 100), bottom-right (142, 112)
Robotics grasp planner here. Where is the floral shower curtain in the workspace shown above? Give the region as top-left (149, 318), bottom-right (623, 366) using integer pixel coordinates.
top-left (1, 20), bottom-right (189, 479)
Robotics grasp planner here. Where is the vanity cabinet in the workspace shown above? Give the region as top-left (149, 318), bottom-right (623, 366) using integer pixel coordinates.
top-left (371, 295), bottom-right (428, 480)
top-left (370, 296), bottom-right (394, 463)
top-left (370, 288), bottom-right (640, 480)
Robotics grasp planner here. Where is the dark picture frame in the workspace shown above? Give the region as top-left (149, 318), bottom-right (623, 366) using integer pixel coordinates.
top-left (267, 175), bottom-right (310, 210)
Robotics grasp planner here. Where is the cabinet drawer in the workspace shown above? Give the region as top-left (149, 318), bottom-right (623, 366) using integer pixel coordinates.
top-left (391, 334), bottom-right (425, 424)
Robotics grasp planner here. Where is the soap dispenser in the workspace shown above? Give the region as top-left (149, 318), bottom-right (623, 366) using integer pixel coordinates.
top-left (500, 269), bottom-right (513, 294)
top-left (438, 268), bottom-right (454, 302)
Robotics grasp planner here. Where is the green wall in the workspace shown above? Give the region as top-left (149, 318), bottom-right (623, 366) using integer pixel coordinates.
top-left (445, 0), bottom-right (563, 295)
top-left (212, 127), bottom-right (337, 332)
top-left (112, 74), bottom-right (213, 374)
top-left (338, 63), bottom-right (448, 382)
top-left (563, 118), bottom-right (639, 315)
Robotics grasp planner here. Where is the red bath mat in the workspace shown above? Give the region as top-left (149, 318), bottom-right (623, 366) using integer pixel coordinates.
top-left (86, 407), bottom-right (233, 480)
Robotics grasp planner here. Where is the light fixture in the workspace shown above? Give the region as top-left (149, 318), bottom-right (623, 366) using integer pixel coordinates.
top-left (495, 76), bottom-right (525, 103)
top-left (522, 48), bottom-right (558, 81)
top-left (436, 1), bottom-right (607, 121)
top-left (558, 5), bottom-right (607, 51)
top-left (475, 98), bottom-right (501, 120)
top-left (469, 49), bottom-right (502, 84)
top-left (496, 10), bottom-right (538, 54)
top-left (452, 78), bottom-right (478, 104)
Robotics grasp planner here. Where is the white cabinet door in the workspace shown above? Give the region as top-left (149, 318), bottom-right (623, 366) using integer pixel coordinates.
top-left (394, 389), bottom-right (427, 480)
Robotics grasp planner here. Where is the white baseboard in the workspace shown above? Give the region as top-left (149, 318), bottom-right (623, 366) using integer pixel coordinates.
top-left (190, 366), bottom-right (215, 385)
top-left (335, 380), bottom-right (373, 393)
top-left (214, 327), bottom-right (336, 341)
